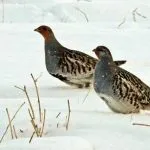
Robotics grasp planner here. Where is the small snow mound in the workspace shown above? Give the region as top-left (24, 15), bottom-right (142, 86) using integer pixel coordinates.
top-left (0, 136), bottom-right (94, 150)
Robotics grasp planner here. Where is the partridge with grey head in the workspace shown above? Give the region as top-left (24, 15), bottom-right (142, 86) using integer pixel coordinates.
top-left (93, 46), bottom-right (150, 113)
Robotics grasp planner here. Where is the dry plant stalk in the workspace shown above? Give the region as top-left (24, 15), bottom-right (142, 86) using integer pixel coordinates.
top-left (0, 102), bottom-right (25, 143)
top-left (82, 88), bottom-right (91, 103)
top-left (135, 11), bottom-right (147, 19)
top-left (28, 108), bottom-right (34, 120)
top-left (57, 123), bottom-right (59, 128)
top-left (6, 108), bottom-right (14, 139)
top-left (118, 8), bottom-right (146, 28)
top-left (56, 112), bottom-right (61, 128)
top-left (132, 8), bottom-right (147, 22)
top-left (14, 73), bottom-right (46, 141)
top-left (117, 17), bottom-right (126, 29)
top-left (30, 119), bottom-right (39, 137)
top-left (132, 8), bottom-right (137, 22)
top-left (40, 109), bottom-right (46, 137)
top-left (74, 7), bottom-right (89, 22)
top-left (29, 131), bottom-right (35, 143)
top-left (13, 125), bottom-right (18, 139)
top-left (29, 108), bottom-right (39, 137)
top-left (31, 73), bottom-right (42, 122)
top-left (56, 112), bottom-right (61, 118)
top-left (15, 85), bottom-right (35, 119)
top-left (66, 100), bottom-right (71, 130)
top-left (132, 123), bottom-right (150, 127)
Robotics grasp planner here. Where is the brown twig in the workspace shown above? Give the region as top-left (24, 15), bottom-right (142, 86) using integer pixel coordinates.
top-left (117, 17), bottom-right (126, 28)
top-left (57, 123), bottom-right (59, 128)
top-left (31, 73), bottom-right (42, 122)
top-left (132, 8), bottom-right (147, 22)
top-left (28, 109), bottom-right (34, 120)
top-left (28, 109), bottom-right (39, 137)
top-left (30, 119), bottom-right (39, 137)
top-left (0, 102), bottom-right (25, 143)
top-left (15, 85), bottom-right (35, 119)
top-left (132, 8), bottom-right (137, 22)
top-left (132, 123), bottom-right (150, 127)
top-left (74, 7), bottom-right (89, 22)
top-left (13, 125), bottom-right (18, 139)
top-left (82, 88), bottom-right (91, 103)
top-left (135, 11), bottom-right (147, 19)
top-left (66, 100), bottom-right (71, 130)
top-left (29, 131), bottom-right (35, 143)
top-left (20, 129), bottom-right (23, 133)
top-left (56, 112), bottom-right (61, 118)
top-left (40, 109), bottom-right (46, 137)
top-left (6, 108), bottom-right (14, 139)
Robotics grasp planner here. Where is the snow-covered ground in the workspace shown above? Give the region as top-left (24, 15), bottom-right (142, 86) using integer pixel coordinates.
top-left (1, 0), bottom-right (150, 150)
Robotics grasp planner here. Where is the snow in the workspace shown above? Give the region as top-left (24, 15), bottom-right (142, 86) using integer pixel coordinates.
top-left (1, 0), bottom-right (150, 150)
top-left (0, 137), bottom-right (93, 150)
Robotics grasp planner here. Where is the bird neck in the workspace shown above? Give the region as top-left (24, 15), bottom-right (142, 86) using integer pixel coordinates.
top-left (97, 56), bottom-right (116, 75)
top-left (94, 56), bottom-right (116, 93)
top-left (45, 35), bottom-right (63, 54)
top-left (44, 36), bottom-right (62, 73)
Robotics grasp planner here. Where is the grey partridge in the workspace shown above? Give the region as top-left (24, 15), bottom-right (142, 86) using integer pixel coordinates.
top-left (34, 25), bottom-right (126, 88)
top-left (93, 46), bottom-right (150, 113)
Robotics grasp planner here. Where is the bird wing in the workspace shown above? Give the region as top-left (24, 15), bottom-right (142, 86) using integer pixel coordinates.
top-left (59, 48), bottom-right (98, 78)
top-left (116, 67), bottom-right (150, 105)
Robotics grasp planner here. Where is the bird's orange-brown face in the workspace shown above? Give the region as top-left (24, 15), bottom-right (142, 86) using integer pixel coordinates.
top-left (34, 25), bottom-right (53, 41)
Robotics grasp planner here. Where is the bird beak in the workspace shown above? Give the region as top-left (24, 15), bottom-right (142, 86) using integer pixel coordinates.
top-left (92, 49), bottom-right (96, 52)
top-left (34, 28), bottom-right (39, 32)
top-left (93, 49), bottom-right (100, 58)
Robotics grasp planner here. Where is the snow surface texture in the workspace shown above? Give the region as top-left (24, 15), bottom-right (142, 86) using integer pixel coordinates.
top-left (0, 137), bottom-right (93, 150)
top-left (1, 0), bottom-right (150, 150)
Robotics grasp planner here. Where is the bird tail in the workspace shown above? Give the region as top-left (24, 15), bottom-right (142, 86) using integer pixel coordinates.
top-left (114, 60), bottom-right (126, 66)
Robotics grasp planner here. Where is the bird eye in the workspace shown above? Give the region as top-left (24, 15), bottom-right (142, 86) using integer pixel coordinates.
top-left (42, 27), bottom-right (47, 31)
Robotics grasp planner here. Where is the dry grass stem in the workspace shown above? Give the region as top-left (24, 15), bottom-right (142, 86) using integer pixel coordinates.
top-left (6, 108), bottom-right (14, 139)
top-left (132, 8), bottom-right (137, 22)
top-left (132, 123), bottom-right (150, 127)
top-left (82, 88), bottom-right (91, 103)
top-left (31, 73), bottom-right (42, 122)
top-left (40, 109), bottom-right (46, 137)
top-left (30, 119), bottom-right (39, 137)
top-left (38, 128), bottom-right (41, 135)
top-left (57, 123), bottom-right (59, 128)
top-left (0, 102), bottom-right (25, 143)
top-left (135, 11), bottom-right (146, 19)
top-left (66, 100), bottom-right (71, 130)
top-left (29, 131), bottom-right (35, 143)
top-left (28, 109), bottom-right (34, 120)
top-left (117, 17), bottom-right (126, 28)
top-left (15, 85), bottom-right (35, 119)
top-left (14, 74), bottom-right (46, 140)
top-left (132, 8), bottom-right (146, 22)
top-left (56, 112), bottom-right (61, 118)
top-left (74, 7), bottom-right (89, 22)
top-left (13, 125), bottom-right (18, 139)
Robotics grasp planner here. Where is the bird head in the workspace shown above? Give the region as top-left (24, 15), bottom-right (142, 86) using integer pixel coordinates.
top-left (34, 25), bottom-right (54, 41)
top-left (92, 46), bottom-right (113, 59)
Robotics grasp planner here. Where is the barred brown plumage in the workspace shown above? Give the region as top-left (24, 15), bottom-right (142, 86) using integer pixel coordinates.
top-left (34, 25), bottom-right (126, 88)
top-left (93, 46), bottom-right (150, 113)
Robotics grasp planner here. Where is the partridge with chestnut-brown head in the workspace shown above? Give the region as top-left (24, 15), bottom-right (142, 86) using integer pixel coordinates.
top-left (34, 25), bottom-right (126, 88)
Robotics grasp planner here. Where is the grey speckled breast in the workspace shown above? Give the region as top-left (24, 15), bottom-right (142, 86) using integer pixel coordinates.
top-left (94, 60), bottom-right (113, 95)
